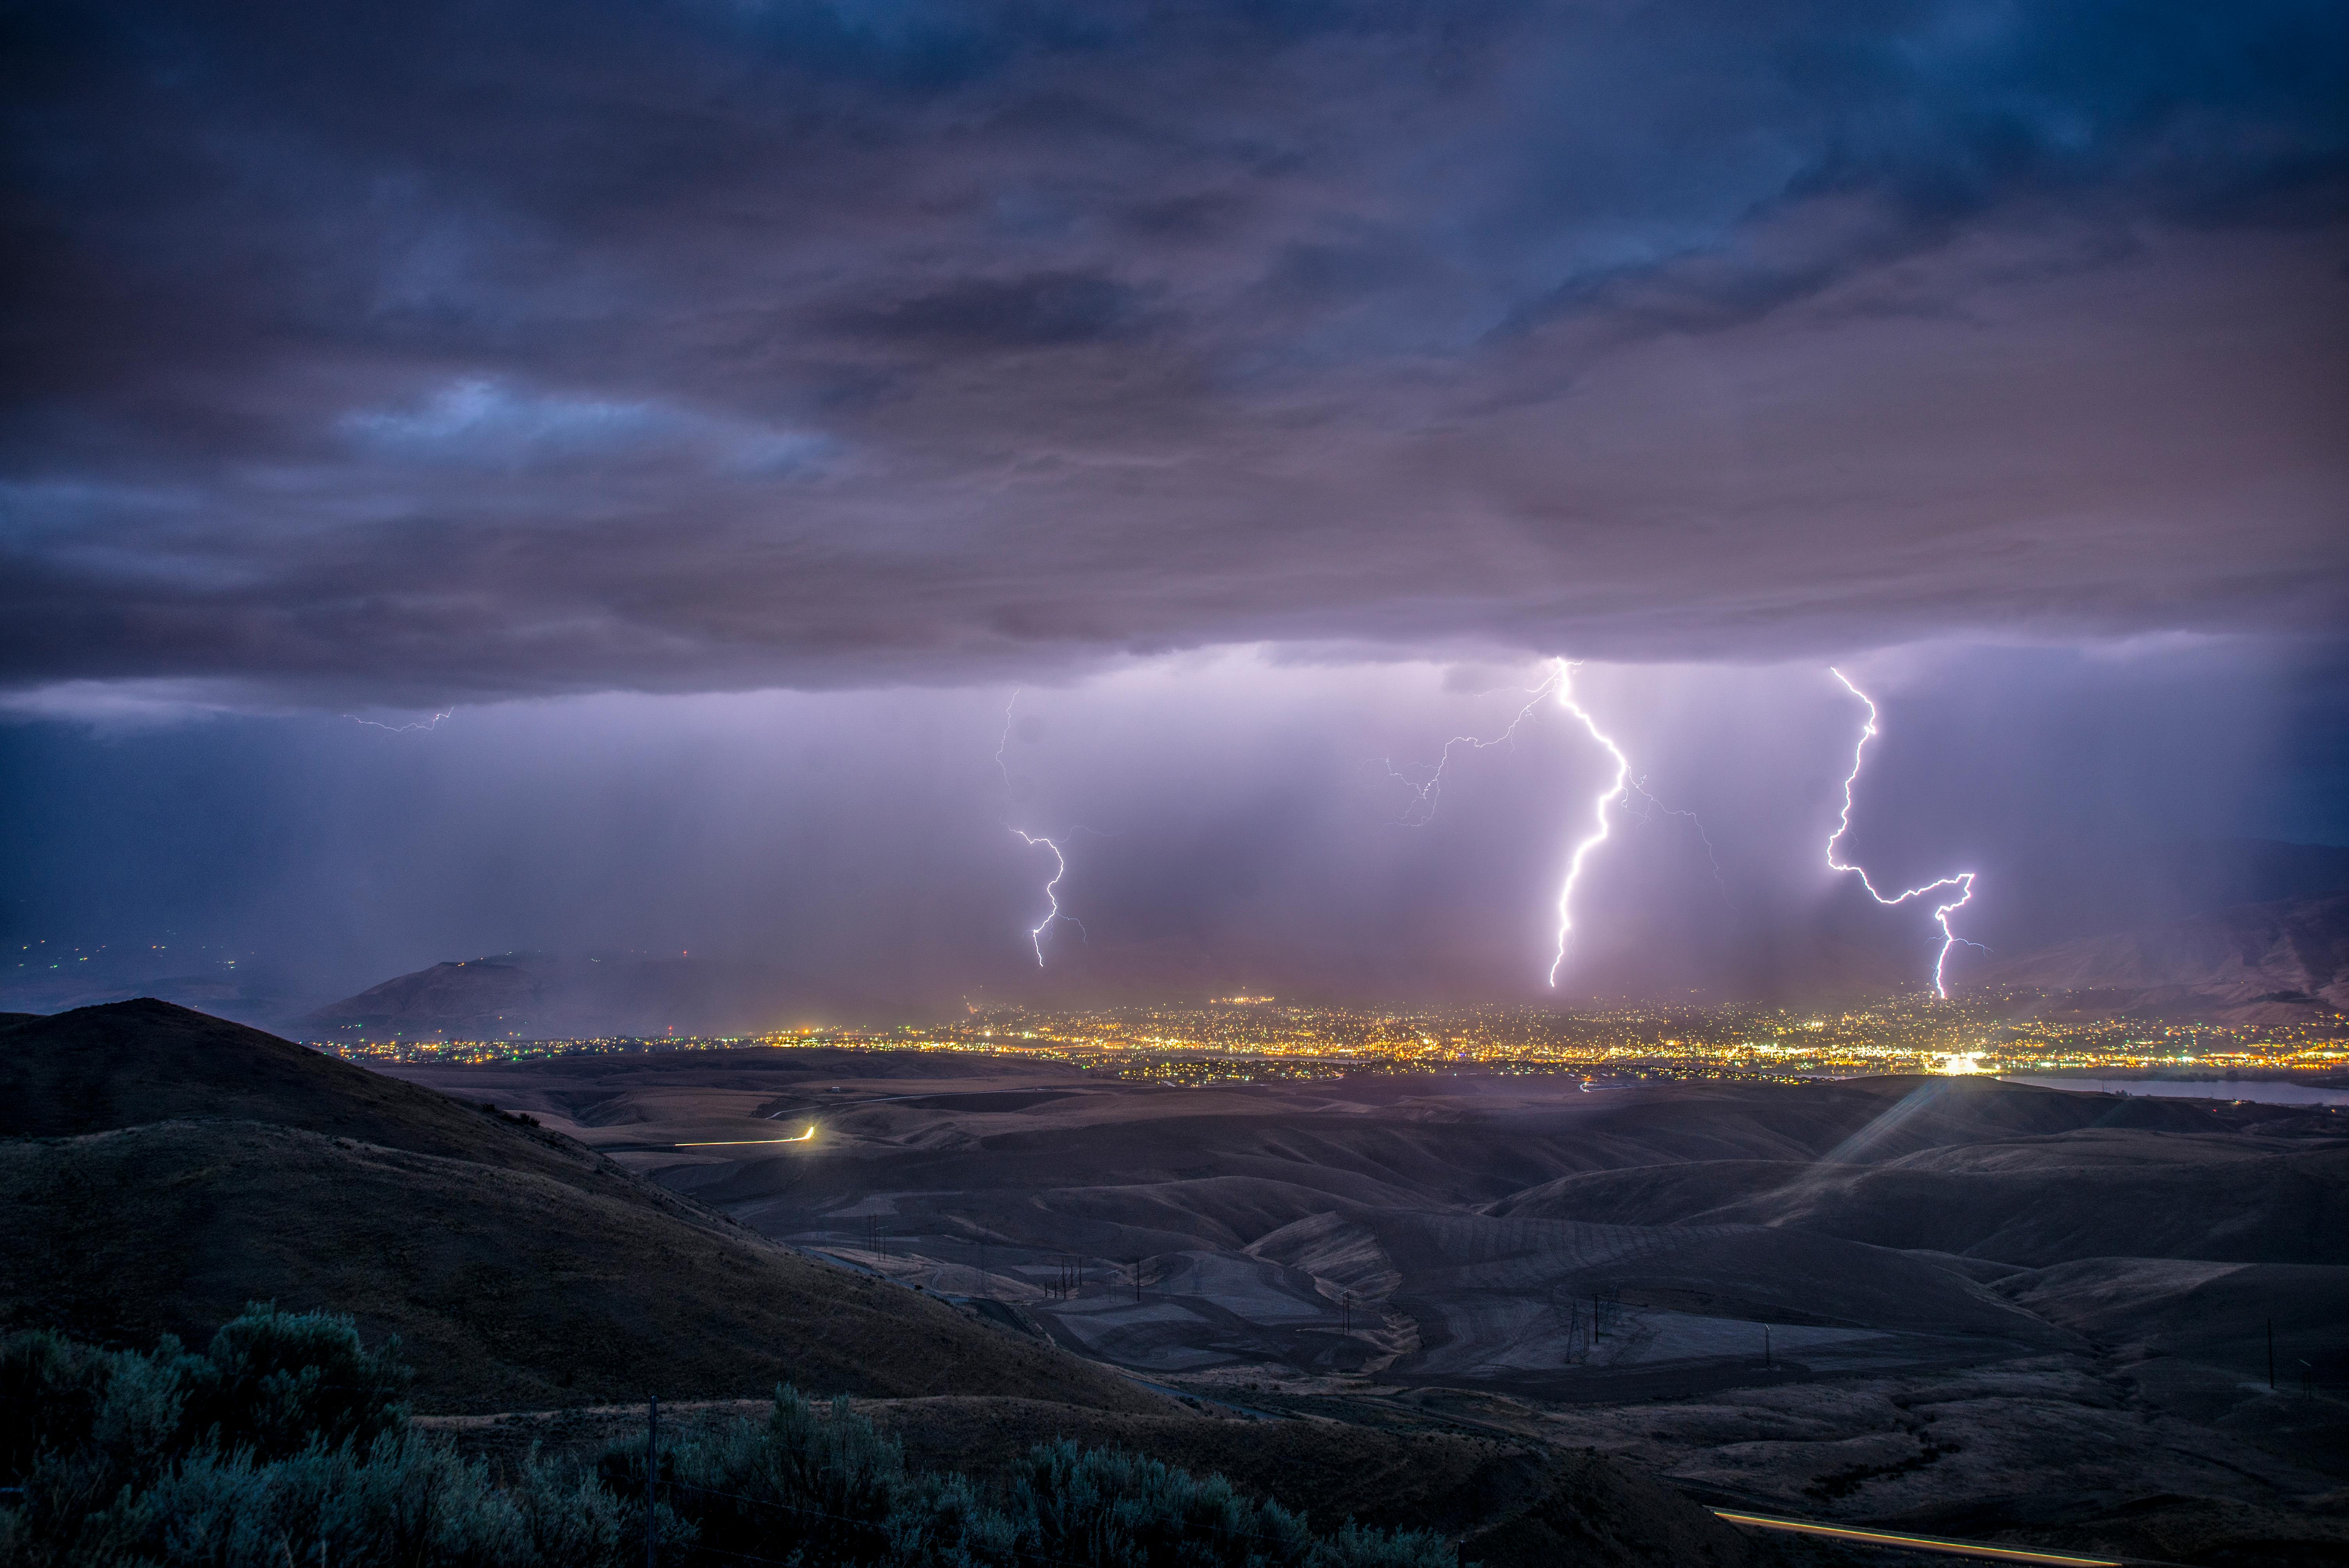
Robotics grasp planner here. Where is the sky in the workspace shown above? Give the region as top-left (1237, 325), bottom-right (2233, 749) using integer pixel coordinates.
top-left (4, 2), bottom-right (2346, 1024)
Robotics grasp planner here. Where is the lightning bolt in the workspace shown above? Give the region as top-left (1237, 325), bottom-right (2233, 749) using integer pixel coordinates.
top-left (1011, 829), bottom-right (1084, 966)
top-left (995, 689), bottom-right (1020, 794)
top-left (998, 690), bottom-right (1088, 965)
top-left (1385, 668), bottom-right (1563, 826)
top-left (1624, 776), bottom-right (1735, 911)
top-left (344, 710), bottom-right (453, 732)
top-left (1549, 661), bottom-right (1633, 987)
top-left (1825, 668), bottom-right (1984, 999)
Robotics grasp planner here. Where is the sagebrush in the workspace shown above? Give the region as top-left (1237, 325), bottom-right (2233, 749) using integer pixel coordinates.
top-left (0, 1311), bottom-right (1451, 1568)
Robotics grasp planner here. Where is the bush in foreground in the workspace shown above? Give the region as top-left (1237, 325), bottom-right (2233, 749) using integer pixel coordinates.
top-left (1, 1314), bottom-right (1451, 1568)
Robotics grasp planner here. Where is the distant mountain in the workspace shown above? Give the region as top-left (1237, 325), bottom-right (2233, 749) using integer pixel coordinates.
top-left (1968, 891), bottom-right (2349, 1023)
top-left (299, 951), bottom-right (775, 1039)
top-left (1967, 836), bottom-right (2349, 956)
top-left (0, 1000), bottom-right (1157, 1414)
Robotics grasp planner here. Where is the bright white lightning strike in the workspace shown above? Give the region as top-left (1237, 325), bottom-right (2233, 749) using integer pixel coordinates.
top-left (1825, 668), bottom-right (1983, 999)
top-left (999, 691), bottom-right (1086, 965)
top-left (1011, 829), bottom-right (1071, 966)
top-left (1549, 661), bottom-right (1633, 987)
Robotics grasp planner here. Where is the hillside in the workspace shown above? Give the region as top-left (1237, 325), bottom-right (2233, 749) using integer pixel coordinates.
top-left (1488, 1132), bottom-right (2349, 1266)
top-left (0, 1120), bottom-right (1153, 1414)
top-left (0, 1001), bottom-right (1155, 1415)
top-left (1969, 891), bottom-right (2349, 1022)
top-left (0, 999), bottom-right (630, 1194)
top-left (298, 951), bottom-right (818, 1040)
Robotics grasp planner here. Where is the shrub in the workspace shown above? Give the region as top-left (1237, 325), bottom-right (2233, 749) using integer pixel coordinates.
top-left (184, 1301), bottom-right (414, 1463)
top-left (2, 1324), bottom-right (1449, 1568)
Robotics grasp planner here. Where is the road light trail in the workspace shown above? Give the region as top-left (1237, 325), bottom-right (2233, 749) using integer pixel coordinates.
top-left (1712, 1510), bottom-right (2123, 1565)
top-left (675, 1125), bottom-right (816, 1146)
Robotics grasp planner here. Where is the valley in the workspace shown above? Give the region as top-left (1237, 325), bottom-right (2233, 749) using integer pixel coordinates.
top-left (384, 1047), bottom-right (2349, 1564)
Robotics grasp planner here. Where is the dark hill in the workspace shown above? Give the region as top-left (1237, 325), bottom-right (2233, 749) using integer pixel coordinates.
top-left (2, 999), bottom-right (587, 1177)
top-left (0, 1121), bottom-right (1153, 1415)
top-left (0, 1001), bottom-right (1155, 1415)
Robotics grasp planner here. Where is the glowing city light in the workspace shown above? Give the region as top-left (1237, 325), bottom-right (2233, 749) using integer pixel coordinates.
top-left (1825, 668), bottom-right (1982, 998)
top-left (1549, 661), bottom-right (1633, 987)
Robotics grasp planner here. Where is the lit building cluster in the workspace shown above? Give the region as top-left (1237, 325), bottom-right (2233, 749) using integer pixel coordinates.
top-left (305, 992), bottom-right (2347, 1083)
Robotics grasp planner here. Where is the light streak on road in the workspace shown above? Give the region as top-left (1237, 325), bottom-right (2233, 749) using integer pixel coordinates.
top-left (1549, 661), bottom-right (1633, 987)
top-left (1825, 668), bottom-right (1984, 998)
top-left (1712, 1510), bottom-right (2122, 1565)
top-left (675, 1126), bottom-right (816, 1146)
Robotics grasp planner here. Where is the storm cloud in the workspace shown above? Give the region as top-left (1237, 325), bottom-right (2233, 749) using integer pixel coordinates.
top-left (5, 0), bottom-right (2345, 707)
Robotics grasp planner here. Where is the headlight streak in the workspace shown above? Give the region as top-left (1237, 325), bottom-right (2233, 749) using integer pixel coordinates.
top-left (675, 1125), bottom-right (815, 1146)
top-left (1550, 661), bottom-right (1633, 987)
top-left (1826, 668), bottom-right (1985, 999)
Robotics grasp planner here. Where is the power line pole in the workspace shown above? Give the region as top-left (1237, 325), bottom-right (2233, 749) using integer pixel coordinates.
top-left (645, 1395), bottom-right (659, 1568)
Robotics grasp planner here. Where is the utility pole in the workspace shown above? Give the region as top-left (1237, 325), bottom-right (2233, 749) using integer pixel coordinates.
top-left (645, 1395), bottom-right (659, 1568)
top-left (2269, 1319), bottom-right (2276, 1391)
top-left (1764, 1325), bottom-right (1772, 1370)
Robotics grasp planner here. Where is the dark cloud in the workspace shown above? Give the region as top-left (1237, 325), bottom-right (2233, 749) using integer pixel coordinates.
top-left (838, 271), bottom-right (1156, 346)
top-left (2, 1), bottom-right (2345, 707)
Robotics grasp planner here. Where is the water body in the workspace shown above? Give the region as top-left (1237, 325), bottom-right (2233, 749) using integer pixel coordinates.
top-left (2001, 1075), bottom-right (2349, 1108)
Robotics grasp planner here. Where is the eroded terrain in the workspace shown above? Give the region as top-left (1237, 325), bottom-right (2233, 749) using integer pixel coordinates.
top-left (389, 1052), bottom-right (2349, 1563)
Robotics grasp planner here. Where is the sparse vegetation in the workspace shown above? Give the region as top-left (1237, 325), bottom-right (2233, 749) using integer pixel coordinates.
top-left (0, 1310), bottom-right (1451, 1568)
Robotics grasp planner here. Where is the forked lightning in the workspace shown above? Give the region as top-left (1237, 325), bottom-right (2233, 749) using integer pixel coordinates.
top-left (1825, 668), bottom-right (1982, 998)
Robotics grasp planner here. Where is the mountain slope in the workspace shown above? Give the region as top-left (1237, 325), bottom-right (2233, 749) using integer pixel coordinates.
top-left (1969, 892), bottom-right (2349, 1021)
top-left (0, 1120), bottom-right (1153, 1414)
top-left (0, 1001), bottom-right (1156, 1415)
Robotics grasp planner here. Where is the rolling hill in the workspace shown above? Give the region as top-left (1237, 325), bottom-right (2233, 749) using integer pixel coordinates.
top-left (0, 1000), bottom-right (1156, 1414)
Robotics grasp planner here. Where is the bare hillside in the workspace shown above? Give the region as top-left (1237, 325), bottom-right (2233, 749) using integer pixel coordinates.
top-left (1970, 892), bottom-right (2349, 1022)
